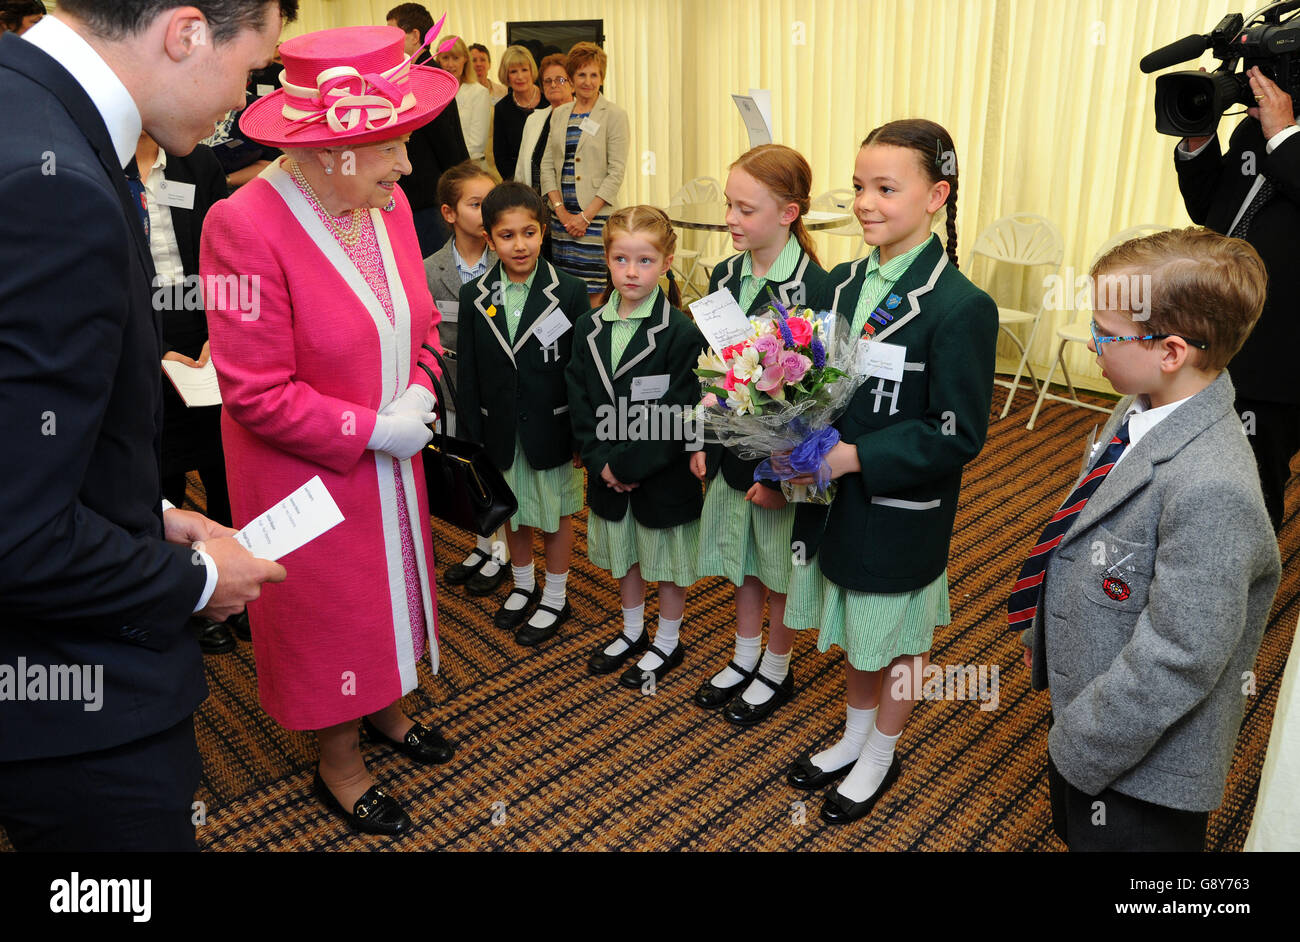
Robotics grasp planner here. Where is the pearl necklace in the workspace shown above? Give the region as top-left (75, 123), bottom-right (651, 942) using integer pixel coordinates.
top-left (288, 159), bottom-right (365, 248)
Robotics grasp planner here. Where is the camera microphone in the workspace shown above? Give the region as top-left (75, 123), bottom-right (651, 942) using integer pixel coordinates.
top-left (1140, 33), bottom-right (1210, 73)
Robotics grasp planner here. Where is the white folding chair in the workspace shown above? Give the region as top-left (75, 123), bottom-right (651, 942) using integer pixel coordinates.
top-left (670, 176), bottom-right (723, 303)
top-left (970, 214), bottom-right (1065, 419)
top-left (1025, 223), bottom-right (1172, 429)
top-left (811, 188), bottom-right (866, 261)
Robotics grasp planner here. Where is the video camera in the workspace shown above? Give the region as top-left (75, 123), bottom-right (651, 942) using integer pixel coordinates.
top-left (1142, 1), bottom-right (1300, 137)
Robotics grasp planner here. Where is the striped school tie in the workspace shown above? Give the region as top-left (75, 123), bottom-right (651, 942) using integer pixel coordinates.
top-left (1006, 419), bottom-right (1131, 628)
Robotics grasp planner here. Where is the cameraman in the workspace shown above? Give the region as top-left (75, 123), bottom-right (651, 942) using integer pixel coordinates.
top-left (1176, 66), bottom-right (1300, 531)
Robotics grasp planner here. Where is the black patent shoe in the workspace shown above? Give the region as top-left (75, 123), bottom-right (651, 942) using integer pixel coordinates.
top-left (445, 550), bottom-right (489, 586)
top-left (361, 716), bottom-right (453, 765)
top-left (618, 642), bottom-right (685, 689)
top-left (587, 630), bottom-right (649, 675)
top-left (312, 770), bottom-right (411, 836)
top-left (226, 610), bottom-right (252, 642)
top-left (467, 561), bottom-right (510, 596)
top-left (787, 753), bottom-right (856, 790)
top-left (819, 756), bottom-right (902, 825)
top-left (493, 586), bottom-right (541, 630)
top-left (191, 616), bottom-right (236, 654)
top-left (723, 670), bottom-right (794, 726)
top-left (693, 660), bottom-right (756, 709)
top-left (515, 600), bottom-right (571, 647)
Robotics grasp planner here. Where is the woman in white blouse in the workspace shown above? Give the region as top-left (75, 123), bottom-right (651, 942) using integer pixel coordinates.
top-left (437, 36), bottom-right (491, 171)
top-left (514, 54), bottom-right (573, 189)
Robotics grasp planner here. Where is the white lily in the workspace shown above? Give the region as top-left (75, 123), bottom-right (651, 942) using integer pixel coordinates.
top-left (731, 346), bottom-right (763, 384)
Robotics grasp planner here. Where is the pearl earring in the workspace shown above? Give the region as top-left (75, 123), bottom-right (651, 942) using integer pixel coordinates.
top-left (325, 166), bottom-right (334, 175)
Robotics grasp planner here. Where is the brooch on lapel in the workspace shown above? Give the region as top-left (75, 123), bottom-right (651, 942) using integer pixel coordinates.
top-left (1101, 549), bottom-right (1135, 601)
top-left (487, 305), bottom-right (498, 317)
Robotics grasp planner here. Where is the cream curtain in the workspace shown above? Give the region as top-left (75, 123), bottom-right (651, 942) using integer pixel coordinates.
top-left (286, 0), bottom-right (1245, 391)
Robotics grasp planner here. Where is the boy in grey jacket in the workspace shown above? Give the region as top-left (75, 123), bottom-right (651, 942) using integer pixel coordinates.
top-left (1015, 227), bottom-right (1281, 851)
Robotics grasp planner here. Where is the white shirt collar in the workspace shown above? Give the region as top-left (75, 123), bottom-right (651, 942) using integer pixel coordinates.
top-left (451, 241), bottom-right (486, 276)
top-left (1123, 393), bottom-right (1193, 451)
top-left (22, 15), bottom-right (142, 169)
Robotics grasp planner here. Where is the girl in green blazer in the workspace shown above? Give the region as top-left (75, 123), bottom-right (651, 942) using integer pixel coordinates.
top-left (457, 183), bottom-right (591, 647)
top-left (782, 121), bottom-right (998, 825)
top-left (687, 145), bottom-right (831, 728)
top-left (566, 207), bottom-right (706, 689)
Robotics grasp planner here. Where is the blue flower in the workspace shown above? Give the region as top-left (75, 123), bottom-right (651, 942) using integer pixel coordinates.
top-left (810, 337), bottom-right (826, 369)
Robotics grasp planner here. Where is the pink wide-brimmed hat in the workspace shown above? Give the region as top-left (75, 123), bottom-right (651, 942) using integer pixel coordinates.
top-left (239, 22), bottom-right (459, 149)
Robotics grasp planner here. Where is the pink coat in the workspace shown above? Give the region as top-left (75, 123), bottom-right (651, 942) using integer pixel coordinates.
top-left (202, 160), bottom-right (443, 731)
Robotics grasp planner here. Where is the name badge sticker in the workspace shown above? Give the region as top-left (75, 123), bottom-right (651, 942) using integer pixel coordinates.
top-left (854, 339), bottom-right (906, 382)
top-left (580, 117), bottom-right (600, 136)
top-left (157, 180), bottom-right (196, 210)
top-left (533, 309), bottom-right (572, 347)
top-left (630, 374), bottom-right (671, 400)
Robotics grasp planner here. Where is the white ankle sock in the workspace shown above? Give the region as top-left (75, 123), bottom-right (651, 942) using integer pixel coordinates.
top-left (837, 724), bottom-right (901, 802)
top-left (811, 705), bottom-right (876, 772)
top-left (741, 647), bottom-right (791, 705)
top-left (527, 570), bottom-right (568, 628)
top-left (711, 632), bottom-right (762, 689)
top-left (460, 534), bottom-right (492, 568)
top-left (604, 603), bottom-right (645, 656)
top-left (502, 563), bottom-right (535, 610)
top-left (637, 615), bottom-right (681, 670)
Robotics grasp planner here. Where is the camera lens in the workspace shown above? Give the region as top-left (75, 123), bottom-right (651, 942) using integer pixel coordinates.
top-left (1172, 84), bottom-right (1212, 127)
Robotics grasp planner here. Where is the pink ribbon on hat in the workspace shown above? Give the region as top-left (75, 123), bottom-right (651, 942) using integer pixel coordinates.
top-left (280, 12), bottom-right (454, 137)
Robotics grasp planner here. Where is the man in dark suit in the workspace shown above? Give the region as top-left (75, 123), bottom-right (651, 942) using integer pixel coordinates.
top-left (0, 0), bottom-right (295, 851)
top-left (387, 2), bottom-right (471, 255)
top-left (1175, 66), bottom-right (1300, 531)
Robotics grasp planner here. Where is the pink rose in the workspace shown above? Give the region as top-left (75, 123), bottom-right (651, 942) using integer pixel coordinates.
top-left (753, 334), bottom-right (783, 358)
top-left (780, 350), bottom-right (811, 384)
top-left (722, 367), bottom-right (738, 391)
top-left (785, 315), bottom-right (813, 347)
top-left (701, 392), bottom-right (719, 408)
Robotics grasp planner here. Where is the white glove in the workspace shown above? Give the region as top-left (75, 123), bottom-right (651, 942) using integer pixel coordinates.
top-left (380, 383), bottom-right (437, 418)
top-left (368, 411), bottom-right (435, 459)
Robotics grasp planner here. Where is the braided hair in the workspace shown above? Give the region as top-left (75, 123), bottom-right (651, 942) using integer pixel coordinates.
top-left (862, 119), bottom-right (960, 268)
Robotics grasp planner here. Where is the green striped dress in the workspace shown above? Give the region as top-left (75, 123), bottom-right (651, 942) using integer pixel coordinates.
top-left (585, 290), bottom-right (700, 586)
top-left (500, 272), bottom-right (584, 533)
top-left (784, 236), bottom-right (950, 670)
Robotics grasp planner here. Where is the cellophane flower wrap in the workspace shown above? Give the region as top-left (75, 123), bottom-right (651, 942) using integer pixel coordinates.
top-left (693, 290), bottom-right (869, 503)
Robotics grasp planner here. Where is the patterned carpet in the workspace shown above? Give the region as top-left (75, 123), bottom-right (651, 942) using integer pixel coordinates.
top-left (4, 389), bottom-right (1297, 851)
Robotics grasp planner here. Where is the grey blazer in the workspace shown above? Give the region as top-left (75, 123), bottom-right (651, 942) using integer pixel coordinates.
top-left (538, 94), bottom-right (629, 210)
top-left (1023, 371), bottom-right (1280, 812)
top-left (422, 240), bottom-right (499, 368)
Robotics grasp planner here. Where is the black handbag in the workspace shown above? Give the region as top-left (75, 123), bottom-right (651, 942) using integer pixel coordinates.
top-left (416, 344), bottom-right (517, 537)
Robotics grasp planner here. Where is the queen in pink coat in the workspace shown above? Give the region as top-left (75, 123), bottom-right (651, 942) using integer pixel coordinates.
top-left (202, 24), bottom-right (463, 837)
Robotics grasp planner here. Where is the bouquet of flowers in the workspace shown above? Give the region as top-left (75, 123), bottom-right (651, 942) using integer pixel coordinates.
top-left (693, 288), bottom-right (868, 503)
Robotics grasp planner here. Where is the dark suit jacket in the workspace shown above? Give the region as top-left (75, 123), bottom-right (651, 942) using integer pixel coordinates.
top-left (791, 236), bottom-right (998, 592)
top-left (0, 33), bottom-right (208, 762)
top-left (405, 50), bottom-right (470, 212)
top-left (566, 290), bottom-right (705, 528)
top-left (456, 260), bottom-right (589, 470)
top-left (702, 247), bottom-right (829, 492)
top-left (1175, 117), bottom-right (1300, 404)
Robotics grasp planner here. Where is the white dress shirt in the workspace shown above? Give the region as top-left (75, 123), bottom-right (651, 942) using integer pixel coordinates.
top-left (1090, 392), bottom-right (1195, 470)
top-left (142, 147), bottom-right (187, 288)
top-left (25, 15), bottom-right (219, 613)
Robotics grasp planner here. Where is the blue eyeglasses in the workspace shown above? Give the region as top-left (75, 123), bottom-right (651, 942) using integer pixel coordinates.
top-left (1089, 319), bottom-right (1209, 351)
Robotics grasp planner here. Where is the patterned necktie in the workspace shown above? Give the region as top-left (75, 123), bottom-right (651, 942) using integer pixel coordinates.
top-left (123, 159), bottom-right (150, 240)
top-left (1229, 177), bottom-right (1273, 239)
top-left (1006, 419), bottom-right (1132, 628)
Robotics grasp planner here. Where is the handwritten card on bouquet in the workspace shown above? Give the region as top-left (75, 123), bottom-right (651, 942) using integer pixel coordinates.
top-left (690, 289), bottom-right (754, 355)
top-left (234, 476), bottom-right (344, 561)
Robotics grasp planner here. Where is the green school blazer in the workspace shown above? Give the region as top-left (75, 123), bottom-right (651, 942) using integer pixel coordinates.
top-left (456, 259), bottom-right (590, 471)
top-left (792, 236), bottom-right (998, 593)
top-left (703, 247), bottom-right (830, 492)
top-left (565, 289), bottom-right (706, 528)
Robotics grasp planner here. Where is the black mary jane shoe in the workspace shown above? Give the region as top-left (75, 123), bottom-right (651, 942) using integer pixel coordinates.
top-left (587, 630), bottom-right (649, 675)
top-left (786, 753), bottom-right (856, 790)
top-left (515, 600), bottom-right (571, 647)
top-left (361, 716), bottom-right (454, 765)
top-left (723, 670), bottom-right (794, 727)
top-left (445, 550), bottom-right (489, 586)
top-left (693, 660), bottom-right (756, 709)
top-left (226, 610), bottom-right (252, 642)
top-left (493, 586), bottom-right (541, 630)
top-left (191, 616), bottom-right (236, 654)
top-left (618, 642), bottom-right (686, 689)
top-left (312, 770), bottom-right (411, 836)
top-left (819, 756), bottom-right (902, 825)
top-left (467, 561), bottom-right (511, 597)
